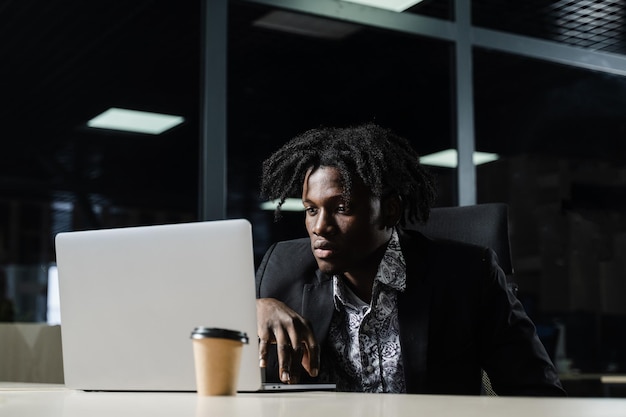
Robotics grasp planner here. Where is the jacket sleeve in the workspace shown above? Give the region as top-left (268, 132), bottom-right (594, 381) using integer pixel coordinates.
top-left (255, 238), bottom-right (316, 305)
top-left (479, 249), bottom-right (566, 396)
top-left (254, 238), bottom-right (330, 384)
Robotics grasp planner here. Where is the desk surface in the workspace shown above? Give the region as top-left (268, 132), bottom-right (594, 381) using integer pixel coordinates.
top-left (2, 384), bottom-right (626, 417)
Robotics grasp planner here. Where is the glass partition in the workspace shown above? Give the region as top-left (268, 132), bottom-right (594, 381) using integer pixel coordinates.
top-left (0, 2), bottom-right (201, 323)
top-left (475, 48), bottom-right (626, 392)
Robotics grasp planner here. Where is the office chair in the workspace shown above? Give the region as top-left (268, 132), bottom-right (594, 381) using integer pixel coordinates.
top-left (406, 203), bottom-right (513, 276)
top-left (407, 202), bottom-right (515, 396)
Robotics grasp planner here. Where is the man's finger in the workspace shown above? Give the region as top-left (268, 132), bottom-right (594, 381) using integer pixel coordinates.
top-left (258, 338), bottom-right (269, 368)
top-left (277, 341), bottom-right (294, 383)
top-left (288, 344), bottom-right (305, 384)
top-left (301, 343), bottom-right (320, 377)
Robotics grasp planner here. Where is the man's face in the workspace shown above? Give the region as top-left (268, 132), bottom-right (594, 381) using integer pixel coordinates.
top-left (301, 166), bottom-right (392, 279)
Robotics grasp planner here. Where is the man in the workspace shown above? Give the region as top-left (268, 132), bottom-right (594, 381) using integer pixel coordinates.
top-left (256, 123), bottom-right (565, 396)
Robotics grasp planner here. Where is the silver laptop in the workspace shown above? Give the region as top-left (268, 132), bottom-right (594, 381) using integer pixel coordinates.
top-left (56, 219), bottom-right (334, 392)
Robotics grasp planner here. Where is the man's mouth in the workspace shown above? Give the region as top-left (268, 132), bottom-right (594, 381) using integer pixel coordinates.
top-left (313, 240), bottom-right (338, 259)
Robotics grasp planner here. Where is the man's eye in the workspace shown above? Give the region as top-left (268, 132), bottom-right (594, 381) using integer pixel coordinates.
top-left (337, 205), bottom-right (348, 213)
top-left (305, 207), bottom-right (317, 215)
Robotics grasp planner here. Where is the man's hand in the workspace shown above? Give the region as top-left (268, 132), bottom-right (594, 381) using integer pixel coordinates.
top-left (256, 298), bottom-right (320, 384)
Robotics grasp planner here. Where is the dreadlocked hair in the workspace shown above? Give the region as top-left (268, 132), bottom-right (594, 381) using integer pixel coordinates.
top-left (260, 123), bottom-right (437, 226)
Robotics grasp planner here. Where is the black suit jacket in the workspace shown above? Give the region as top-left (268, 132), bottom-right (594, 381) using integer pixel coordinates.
top-left (256, 229), bottom-right (565, 396)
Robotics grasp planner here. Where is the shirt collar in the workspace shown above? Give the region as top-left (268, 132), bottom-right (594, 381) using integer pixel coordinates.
top-left (333, 228), bottom-right (406, 309)
top-left (376, 228), bottom-right (406, 292)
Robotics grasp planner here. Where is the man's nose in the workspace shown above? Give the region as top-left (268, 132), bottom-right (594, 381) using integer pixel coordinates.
top-left (312, 210), bottom-right (335, 236)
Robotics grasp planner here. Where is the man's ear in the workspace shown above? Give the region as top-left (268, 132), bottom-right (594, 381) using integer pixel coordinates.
top-left (381, 193), bottom-right (403, 228)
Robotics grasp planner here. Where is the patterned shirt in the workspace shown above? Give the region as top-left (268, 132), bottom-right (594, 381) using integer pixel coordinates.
top-left (327, 229), bottom-right (407, 393)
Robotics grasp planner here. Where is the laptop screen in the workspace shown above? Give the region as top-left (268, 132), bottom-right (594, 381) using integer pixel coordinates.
top-left (55, 219), bottom-right (261, 392)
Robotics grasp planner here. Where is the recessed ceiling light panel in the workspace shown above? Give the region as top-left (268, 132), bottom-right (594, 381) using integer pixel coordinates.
top-left (253, 10), bottom-right (360, 39)
top-left (87, 107), bottom-right (184, 135)
top-left (341, 0), bottom-right (423, 12)
top-left (260, 198), bottom-right (305, 212)
top-left (420, 149), bottom-right (499, 168)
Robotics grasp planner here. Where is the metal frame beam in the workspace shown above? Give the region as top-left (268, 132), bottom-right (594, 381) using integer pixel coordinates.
top-left (199, 0), bottom-right (228, 220)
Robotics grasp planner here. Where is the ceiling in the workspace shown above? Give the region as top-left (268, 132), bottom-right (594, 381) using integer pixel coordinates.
top-left (0, 0), bottom-right (201, 211)
top-left (1, 0), bottom-right (626, 217)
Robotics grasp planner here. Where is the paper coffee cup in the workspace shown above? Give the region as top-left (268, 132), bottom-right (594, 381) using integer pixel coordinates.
top-left (191, 327), bottom-right (249, 396)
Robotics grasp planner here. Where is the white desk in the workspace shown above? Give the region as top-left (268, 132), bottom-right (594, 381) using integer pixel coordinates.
top-left (1, 384), bottom-right (626, 417)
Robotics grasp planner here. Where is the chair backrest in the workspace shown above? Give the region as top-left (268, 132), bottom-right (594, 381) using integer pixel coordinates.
top-left (407, 203), bottom-right (514, 396)
top-left (406, 203), bottom-right (513, 276)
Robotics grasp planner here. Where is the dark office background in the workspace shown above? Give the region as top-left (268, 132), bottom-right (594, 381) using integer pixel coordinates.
top-left (1, 0), bottom-right (626, 396)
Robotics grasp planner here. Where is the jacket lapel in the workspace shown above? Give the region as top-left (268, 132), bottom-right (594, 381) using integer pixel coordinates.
top-left (302, 270), bottom-right (334, 344)
top-left (398, 229), bottom-right (432, 393)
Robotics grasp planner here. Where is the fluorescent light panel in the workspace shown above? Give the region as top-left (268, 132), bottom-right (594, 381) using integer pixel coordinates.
top-left (341, 0), bottom-right (423, 12)
top-left (254, 1), bottom-right (424, 40)
top-left (253, 10), bottom-right (361, 39)
top-left (420, 149), bottom-right (499, 168)
top-left (260, 198), bottom-right (305, 212)
top-left (87, 107), bottom-right (184, 134)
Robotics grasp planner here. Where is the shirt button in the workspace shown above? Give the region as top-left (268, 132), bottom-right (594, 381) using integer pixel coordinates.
top-left (366, 365), bottom-right (374, 373)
